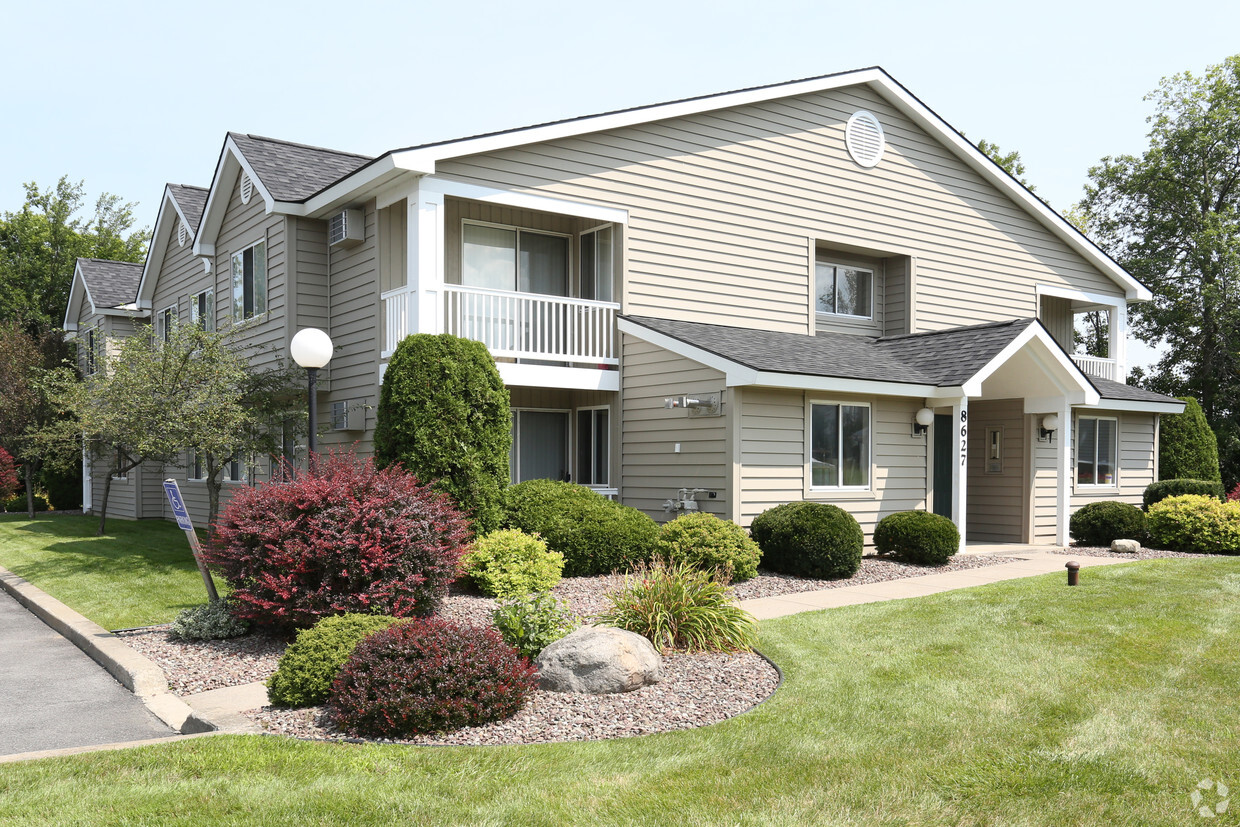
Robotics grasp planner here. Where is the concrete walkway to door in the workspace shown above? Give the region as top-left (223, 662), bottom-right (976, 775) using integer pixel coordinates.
top-left (737, 545), bottom-right (1129, 620)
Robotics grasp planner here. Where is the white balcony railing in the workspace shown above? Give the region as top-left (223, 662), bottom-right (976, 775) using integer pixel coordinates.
top-left (1072, 354), bottom-right (1118, 382)
top-left (381, 285), bottom-right (619, 365)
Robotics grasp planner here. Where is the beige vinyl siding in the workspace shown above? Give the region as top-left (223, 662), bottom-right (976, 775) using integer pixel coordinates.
top-left (215, 181), bottom-right (287, 373)
top-left (377, 202), bottom-right (406, 294)
top-left (1071, 411), bottom-right (1156, 510)
top-left (883, 257), bottom-right (911, 336)
top-left (1039, 295), bottom-right (1074, 351)
top-left (621, 335), bottom-right (728, 520)
top-left (738, 389), bottom-right (928, 536)
top-left (149, 219), bottom-right (209, 333)
top-left (966, 399), bottom-right (1026, 543)
top-left (434, 84), bottom-right (1126, 336)
top-left (1030, 418), bottom-right (1060, 544)
top-left (317, 200), bottom-right (380, 456)
top-left (293, 217), bottom-right (330, 331)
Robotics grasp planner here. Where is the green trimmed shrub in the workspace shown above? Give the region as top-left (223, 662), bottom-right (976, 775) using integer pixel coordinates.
top-left (267, 613), bottom-right (407, 708)
top-left (373, 334), bottom-right (511, 533)
top-left (1143, 478), bottom-right (1225, 510)
top-left (502, 480), bottom-right (659, 576)
top-left (170, 598), bottom-right (249, 641)
top-left (656, 512), bottom-right (761, 581)
top-left (597, 559), bottom-right (757, 653)
top-left (1147, 494), bottom-right (1240, 554)
top-left (749, 502), bottom-right (863, 580)
top-left (873, 511), bottom-right (960, 565)
top-left (1159, 397), bottom-right (1221, 482)
top-left (3, 492), bottom-right (48, 513)
top-left (40, 464), bottom-right (82, 511)
top-left (329, 618), bottom-right (537, 738)
top-left (1069, 501), bottom-right (1147, 547)
top-left (462, 529), bottom-right (564, 598)
top-left (491, 592), bottom-right (578, 659)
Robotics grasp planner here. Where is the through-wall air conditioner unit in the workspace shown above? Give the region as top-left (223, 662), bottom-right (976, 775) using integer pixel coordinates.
top-left (331, 400), bottom-right (364, 432)
top-left (328, 208), bottom-right (364, 248)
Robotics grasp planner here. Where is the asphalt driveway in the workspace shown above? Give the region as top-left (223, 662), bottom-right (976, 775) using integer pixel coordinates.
top-left (0, 588), bottom-right (174, 757)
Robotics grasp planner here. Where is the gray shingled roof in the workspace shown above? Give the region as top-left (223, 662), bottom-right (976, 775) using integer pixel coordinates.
top-left (168, 184), bottom-right (207, 233)
top-left (1089, 376), bottom-right (1182, 404)
top-left (229, 133), bottom-right (372, 202)
top-left (78, 259), bottom-right (143, 309)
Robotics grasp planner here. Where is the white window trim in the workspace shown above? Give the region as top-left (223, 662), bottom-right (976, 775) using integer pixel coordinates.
top-left (157, 304), bottom-right (178, 341)
top-left (806, 398), bottom-right (873, 493)
top-left (1075, 414), bottom-right (1120, 490)
top-left (814, 257), bottom-right (876, 321)
top-left (575, 404), bottom-right (611, 488)
top-left (186, 449), bottom-right (206, 482)
top-left (190, 288), bottom-right (214, 331)
top-left (510, 407), bottom-right (571, 484)
top-left (461, 219), bottom-right (574, 295)
top-left (230, 239), bottom-right (267, 324)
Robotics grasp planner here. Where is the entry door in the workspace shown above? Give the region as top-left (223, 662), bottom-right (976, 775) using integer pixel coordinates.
top-left (933, 414), bottom-right (953, 518)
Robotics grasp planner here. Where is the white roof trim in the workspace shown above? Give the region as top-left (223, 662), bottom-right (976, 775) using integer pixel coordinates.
top-left (960, 322), bottom-right (1099, 404)
top-left (62, 262), bottom-right (92, 330)
top-left (193, 136), bottom-right (277, 257)
top-left (137, 186), bottom-right (195, 311)
top-left (421, 177), bottom-right (629, 224)
top-left (1078, 398), bottom-right (1185, 415)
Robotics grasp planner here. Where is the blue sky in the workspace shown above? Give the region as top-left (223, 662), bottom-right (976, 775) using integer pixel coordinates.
top-left (4, 0), bottom-right (1238, 364)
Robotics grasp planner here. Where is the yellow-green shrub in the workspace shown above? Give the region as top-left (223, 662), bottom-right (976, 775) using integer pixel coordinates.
top-left (1146, 494), bottom-right (1240, 554)
top-left (461, 529), bottom-right (564, 598)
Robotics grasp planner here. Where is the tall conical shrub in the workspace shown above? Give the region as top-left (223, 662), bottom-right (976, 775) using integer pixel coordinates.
top-left (1159, 397), bottom-right (1221, 482)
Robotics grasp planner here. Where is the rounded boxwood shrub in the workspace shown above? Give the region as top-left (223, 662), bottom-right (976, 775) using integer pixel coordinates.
top-left (329, 617), bottom-right (537, 738)
top-left (3, 492), bottom-right (48, 513)
top-left (749, 501), bottom-right (863, 580)
top-left (656, 512), bottom-right (761, 581)
top-left (373, 333), bottom-right (511, 533)
top-left (873, 511), bottom-right (959, 566)
top-left (1159, 397), bottom-right (1221, 483)
top-left (1143, 478), bottom-right (1225, 510)
top-left (1147, 494), bottom-right (1240, 554)
top-left (204, 452), bottom-right (471, 630)
top-left (462, 528), bottom-right (564, 598)
top-left (267, 613), bottom-right (406, 708)
top-left (1069, 501), bottom-right (1147, 547)
top-left (502, 479), bottom-right (659, 576)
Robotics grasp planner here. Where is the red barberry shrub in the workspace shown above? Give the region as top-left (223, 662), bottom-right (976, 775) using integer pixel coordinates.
top-left (0, 448), bottom-right (19, 503)
top-left (328, 618), bottom-right (537, 738)
top-left (1228, 482), bottom-right (1240, 502)
top-left (204, 451), bottom-right (471, 629)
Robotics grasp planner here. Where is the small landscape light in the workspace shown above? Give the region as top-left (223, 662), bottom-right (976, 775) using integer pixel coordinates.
top-left (1065, 560), bottom-right (1080, 586)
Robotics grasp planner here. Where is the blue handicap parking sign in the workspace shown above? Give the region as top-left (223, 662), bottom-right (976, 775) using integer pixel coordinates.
top-left (163, 479), bottom-right (194, 532)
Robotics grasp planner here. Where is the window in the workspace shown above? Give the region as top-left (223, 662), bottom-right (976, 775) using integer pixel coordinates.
top-left (231, 240), bottom-right (267, 322)
top-left (510, 409), bottom-right (569, 483)
top-left (84, 325), bottom-right (102, 375)
top-left (1077, 416), bottom-right (1117, 486)
top-left (576, 407), bottom-right (610, 486)
top-left (810, 402), bottom-right (870, 488)
top-left (190, 289), bottom-right (214, 331)
top-left (111, 447), bottom-right (129, 481)
top-left (188, 450), bottom-right (205, 482)
top-left (815, 256), bottom-right (873, 319)
top-left (156, 305), bottom-right (176, 342)
top-left (462, 223), bottom-right (568, 297)
top-left (579, 226), bottom-right (614, 302)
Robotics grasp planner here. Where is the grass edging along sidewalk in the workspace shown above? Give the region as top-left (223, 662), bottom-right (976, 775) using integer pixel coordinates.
top-left (1, 557), bottom-right (1238, 825)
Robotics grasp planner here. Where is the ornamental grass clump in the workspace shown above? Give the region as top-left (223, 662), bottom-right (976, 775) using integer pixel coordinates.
top-left (329, 618), bottom-right (537, 739)
top-left (596, 559), bottom-right (758, 654)
top-left (657, 512), bottom-right (761, 581)
top-left (267, 613), bottom-right (407, 708)
top-left (204, 451), bottom-right (471, 630)
top-left (462, 529), bottom-right (564, 598)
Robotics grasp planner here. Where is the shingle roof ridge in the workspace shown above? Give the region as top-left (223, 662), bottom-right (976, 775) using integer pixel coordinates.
top-left (169, 183), bottom-right (208, 192)
top-left (78, 258), bottom-right (143, 266)
top-left (230, 131), bottom-right (373, 161)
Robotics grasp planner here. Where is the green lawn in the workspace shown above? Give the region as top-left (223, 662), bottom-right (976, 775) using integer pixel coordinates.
top-left (0, 515), bottom-right (211, 629)
top-left (2, 555), bottom-right (1239, 825)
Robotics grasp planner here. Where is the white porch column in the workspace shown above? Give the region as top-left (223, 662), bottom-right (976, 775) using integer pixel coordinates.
top-left (408, 186), bottom-right (445, 334)
top-left (952, 396), bottom-right (969, 548)
top-left (1112, 302), bottom-right (1128, 382)
top-left (1056, 399), bottom-right (1073, 545)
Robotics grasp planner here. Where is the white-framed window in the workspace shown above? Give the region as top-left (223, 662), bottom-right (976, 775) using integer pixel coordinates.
top-left (1077, 416), bottom-right (1118, 487)
top-left (223, 454), bottom-right (248, 484)
top-left (579, 225), bottom-right (614, 302)
top-left (809, 400), bottom-right (871, 489)
top-left (84, 325), bottom-right (102, 375)
top-left (576, 406), bottom-right (610, 487)
top-left (187, 450), bottom-right (206, 482)
top-left (815, 255), bottom-right (874, 319)
top-left (510, 408), bottom-right (570, 484)
top-left (231, 240), bottom-right (267, 322)
top-left (111, 447), bottom-right (129, 481)
top-left (190, 289), bottom-right (214, 331)
top-left (156, 304), bottom-right (177, 342)
top-left (462, 221), bottom-right (569, 297)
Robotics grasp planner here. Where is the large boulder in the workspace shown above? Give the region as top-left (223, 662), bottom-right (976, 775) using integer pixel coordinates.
top-left (1111, 539), bottom-right (1141, 553)
top-left (535, 626), bottom-right (662, 694)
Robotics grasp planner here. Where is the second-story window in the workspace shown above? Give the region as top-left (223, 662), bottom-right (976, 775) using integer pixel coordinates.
top-left (84, 326), bottom-right (101, 375)
top-left (191, 289), bottom-right (214, 331)
top-left (462, 223), bottom-right (568, 297)
top-left (156, 305), bottom-right (176, 342)
top-left (231, 240), bottom-right (267, 322)
top-left (580, 226), bottom-right (613, 302)
top-left (815, 254), bottom-right (873, 319)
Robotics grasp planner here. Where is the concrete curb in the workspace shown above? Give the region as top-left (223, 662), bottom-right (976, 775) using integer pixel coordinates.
top-left (0, 564), bottom-right (216, 735)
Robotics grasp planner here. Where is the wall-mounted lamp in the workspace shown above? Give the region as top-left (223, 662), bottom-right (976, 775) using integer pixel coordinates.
top-left (1039, 413), bottom-right (1060, 441)
top-left (912, 407), bottom-right (934, 436)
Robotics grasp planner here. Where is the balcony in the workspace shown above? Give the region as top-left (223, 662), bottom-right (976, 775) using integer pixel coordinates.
top-left (382, 285), bottom-right (620, 367)
top-left (1071, 354), bottom-right (1118, 382)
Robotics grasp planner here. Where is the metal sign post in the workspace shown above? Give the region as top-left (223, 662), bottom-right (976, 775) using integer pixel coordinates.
top-left (163, 479), bottom-right (219, 603)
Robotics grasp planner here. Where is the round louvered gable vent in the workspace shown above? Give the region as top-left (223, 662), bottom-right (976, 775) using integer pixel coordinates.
top-left (240, 172), bottom-right (253, 204)
top-left (845, 111), bottom-right (885, 168)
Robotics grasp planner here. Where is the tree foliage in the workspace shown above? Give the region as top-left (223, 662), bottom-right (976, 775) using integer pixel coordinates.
top-left (1079, 56), bottom-right (1240, 486)
top-left (0, 178), bottom-right (148, 334)
top-left (977, 139), bottom-right (1036, 192)
top-left (1159, 396), bottom-right (1222, 482)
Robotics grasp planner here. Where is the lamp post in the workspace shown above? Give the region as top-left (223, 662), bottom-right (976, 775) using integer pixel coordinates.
top-left (290, 328), bottom-right (334, 462)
